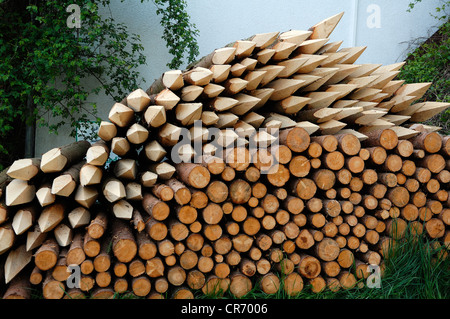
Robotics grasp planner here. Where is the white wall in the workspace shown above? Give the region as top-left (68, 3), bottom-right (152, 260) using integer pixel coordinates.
top-left (35, 0), bottom-right (445, 156)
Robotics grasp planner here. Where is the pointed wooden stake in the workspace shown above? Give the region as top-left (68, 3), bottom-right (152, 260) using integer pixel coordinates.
top-left (368, 71), bottom-right (400, 90)
top-left (38, 203), bottom-right (65, 233)
top-left (325, 64), bottom-right (361, 85)
top-left (309, 12), bottom-right (345, 39)
top-left (111, 137), bottom-right (130, 157)
top-left (217, 129), bottom-right (239, 148)
top-left (302, 67), bottom-right (339, 92)
top-left (12, 206), bottom-right (36, 235)
top-left (305, 91), bottom-right (341, 109)
top-left (189, 125), bottom-right (209, 143)
top-left (358, 119), bottom-right (395, 134)
top-left (149, 162), bottom-right (176, 180)
top-left (271, 41), bottom-right (298, 61)
top-left (244, 70), bottom-right (267, 91)
top-left (212, 47), bottom-right (237, 64)
top-left (230, 94), bottom-right (261, 116)
top-left (256, 48), bottom-right (276, 64)
top-left (242, 112), bottom-right (266, 128)
top-left (224, 78), bottom-right (248, 95)
top-left (140, 171), bottom-right (158, 187)
top-left (202, 111), bottom-right (220, 126)
top-left (275, 96), bottom-right (311, 114)
top-left (74, 185), bottom-right (98, 208)
top-left (5, 179), bottom-right (35, 206)
top-left (325, 84), bottom-right (358, 99)
top-left (395, 82), bottom-right (432, 99)
top-left (352, 109), bottom-right (388, 125)
top-left (181, 85), bottom-right (204, 102)
top-left (249, 88), bottom-right (275, 109)
top-left (296, 38), bottom-right (329, 54)
top-left (103, 177), bottom-right (126, 203)
top-left (127, 123), bottom-right (149, 145)
top-left (277, 57), bottom-right (309, 78)
top-left (317, 40), bottom-right (344, 54)
top-left (295, 121), bottom-right (320, 135)
top-left (215, 112), bottom-right (239, 129)
top-left (395, 102), bottom-right (426, 116)
top-left (0, 223), bottom-right (15, 254)
top-left (234, 120), bottom-right (256, 138)
top-left (294, 54), bottom-right (329, 73)
top-left (264, 114), bottom-right (294, 130)
top-left (159, 123), bottom-right (182, 147)
top-left (337, 129), bottom-right (368, 141)
top-left (279, 30), bottom-right (312, 45)
top-left (298, 108), bottom-right (343, 124)
top-left (266, 79), bottom-right (306, 101)
top-left (54, 223), bottom-right (73, 247)
top-left (209, 65), bottom-right (231, 85)
top-left (26, 225), bottom-right (46, 252)
top-left (144, 140), bottom-right (167, 162)
top-left (113, 159), bottom-right (137, 180)
top-left (320, 52), bottom-right (349, 67)
top-left (202, 83), bottom-right (225, 98)
top-left (373, 62), bottom-right (405, 74)
top-left (257, 65), bottom-right (286, 86)
top-left (155, 88), bottom-right (180, 110)
top-left (292, 74), bottom-right (322, 87)
top-left (36, 183), bottom-right (55, 207)
top-left (127, 88), bottom-right (151, 112)
top-left (230, 63), bottom-right (247, 77)
top-left (332, 107), bottom-right (364, 121)
top-left (162, 70), bottom-right (184, 90)
top-left (183, 67), bottom-right (214, 86)
top-left (108, 102), bottom-right (135, 128)
top-left (409, 102), bottom-right (450, 122)
top-left (348, 88), bottom-right (382, 101)
top-left (346, 75), bottom-right (380, 89)
top-left (210, 97), bottom-right (239, 112)
top-left (97, 121), bottom-right (117, 142)
top-left (263, 119), bottom-right (282, 129)
top-left (144, 105), bottom-right (167, 128)
top-left (4, 245), bottom-right (32, 284)
top-left (7, 158), bottom-right (41, 181)
top-left (252, 131), bottom-right (278, 147)
top-left (347, 63), bottom-right (382, 79)
top-left (382, 80), bottom-right (406, 97)
top-left (390, 95), bottom-right (417, 113)
top-left (51, 161), bottom-right (84, 197)
top-left (382, 114), bottom-right (411, 126)
top-left (68, 207), bottom-right (91, 229)
top-left (40, 140), bottom-right (90, 173)
top-left (251, 31), bottom-right (279, 49)
top-left (113, 199), bottom-right (134, 220)
top-left (175, 103), bottom-right (203, 126)
top-left (338, 46), bottom-right (367, 64)
top-left (86, 140), bottom-right (109, 166)
top-left (240, 57), bottom-right (258, 71)
top-left (126, 182), bottom-right (143, 201)
top-left (389, 126), bottom-right (421, 140)
top-left (332, 99), bottom-right (359, 108)
top-left (233, 40), bottom-right (257, 59)
top-left (318, 119), bottom-right (347, 135)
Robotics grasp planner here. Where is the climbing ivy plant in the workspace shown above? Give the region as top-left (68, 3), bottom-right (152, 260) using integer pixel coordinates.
top-left (399, 0), bottom-right (450, 133)
top-left (153, 0), bottom-right (200, 69)
top-left (0, 0), bottom-right (199, 169)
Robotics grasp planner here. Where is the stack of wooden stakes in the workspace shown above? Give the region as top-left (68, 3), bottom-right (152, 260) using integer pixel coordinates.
top-left (1, 12), bottom-right (449, 299)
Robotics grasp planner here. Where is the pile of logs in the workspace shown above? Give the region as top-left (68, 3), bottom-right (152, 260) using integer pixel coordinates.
top-left (0, 12), bottom-right (449, 299)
